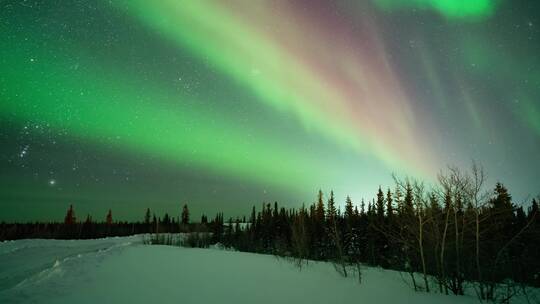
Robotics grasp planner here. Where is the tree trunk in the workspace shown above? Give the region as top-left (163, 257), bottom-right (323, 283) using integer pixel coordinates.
top-left (418, 217), bottom-right (429, 292)
top-left (454, 210), bottom-right (462, 294)
top-left (440, 208), bottom-right (450, 295)
top-left (475, 211), bottom-right (484, 299)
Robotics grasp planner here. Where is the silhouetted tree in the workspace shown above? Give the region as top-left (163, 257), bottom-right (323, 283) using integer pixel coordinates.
top-left (64, 205), bottom-right (76, 225)
top-left (144, 208), bottom-right (151, 225)
top-left (106, 209), bottom-right (113, 225)
top-left (181, 204), bottom-right (190, 225)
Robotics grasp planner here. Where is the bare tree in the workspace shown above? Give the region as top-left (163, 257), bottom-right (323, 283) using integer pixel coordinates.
top-left (388, 175), bottom-right (431, 292)
top-left (437, 166), bottom-right (471, 295)
top-left (412, 181), bottom-right (430, 293)
top-left (466, 163), bottom-right (490, 300)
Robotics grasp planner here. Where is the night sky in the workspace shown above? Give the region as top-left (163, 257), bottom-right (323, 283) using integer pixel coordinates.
top-left (1, 0), bottom-right (539, 222)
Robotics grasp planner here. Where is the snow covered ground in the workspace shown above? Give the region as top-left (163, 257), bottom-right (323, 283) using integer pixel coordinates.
top-left (0, 236), bottom-right (534, 303)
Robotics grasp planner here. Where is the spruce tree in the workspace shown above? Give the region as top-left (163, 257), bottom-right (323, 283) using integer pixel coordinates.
top-left (516, 206), bottom-right (527, 228)
top-left (394, 186), bottom-right (403, 214)
top-left (403, 183), bottom-right (414, 216)
top-left (163, 213), bottom-right (170, 226)
top-left (376, 187), bottom-right (385, 222)
top-left (105, 209), bottom-right (113, 236)
top-left (181, 204), bottom-right (190, 225)
top-left (327, 191), bottom-right (337, 225)
top-left (529, 198), bottom-right (538, 221)
top-left (386, 189), bottom-right (394, 222)
top-left (106, 209), bottom-right (113, 225)
top-left (152, 214), bottom-right (157, 233)
top-left (250, 206), bottom-right (256, 224)
top-left (345, 196), bottom-right (354, 225)
top-left (490, 183), bottom-right (514, 232)
top-left (316, 190), bottom-right (325, 223)
top-left (64, 205), bottom-right (76, 225)
top-left (144, 208), bottom-right (151, 225)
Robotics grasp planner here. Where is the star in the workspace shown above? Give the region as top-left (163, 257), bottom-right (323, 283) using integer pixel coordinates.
top-left (19, 145), bottom-right (29, 158)
top-left (48, 179), bottom-right (56, 186)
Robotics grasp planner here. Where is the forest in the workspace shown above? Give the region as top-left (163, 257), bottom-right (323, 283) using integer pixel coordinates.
top-left (1, 165), bottom-right (539, 302)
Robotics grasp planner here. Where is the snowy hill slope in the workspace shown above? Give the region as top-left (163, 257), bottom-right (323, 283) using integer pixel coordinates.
top-left (0, 236), bottom-right (532, 303)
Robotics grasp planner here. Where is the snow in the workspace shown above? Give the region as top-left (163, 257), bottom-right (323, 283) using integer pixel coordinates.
top-left (0, 236), bottom-right (534, 303)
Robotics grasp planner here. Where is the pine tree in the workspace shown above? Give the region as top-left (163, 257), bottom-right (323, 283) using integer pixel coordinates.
top-left (529, 198), bottom-right (538, 221)
top-left (144, 208), bottom-right (151, 225)
top-left (152, 214), bottom-right (157, 233)
top-left (211, 212), bottom-right (224, 243)
top-left (163, 213), bottom-right (170, 226)
top-left (403, 183), bottom-right (414, 216)
top-left (490, 183), bottom-right (514, 232)
top-left (345, 196), bottom-right (354, 225)
top-left (327, 191), bottom-right (337, 225)
top-left (106, 209), bottom-right (113, 225)
top-left (82, 214), bottom-right (93, 239)
top-left (386, 189), bottom-right (394, 222)
top-left (516, 206), bottom-right (527, 228)
top-left (64, 205), bottom-right (76, 225)
top-left (394, 186), bottom-right (403, 215)
top-left (181, 204), bottom-right (190, 225)
top-left (250, 206), bottom-right (256, 225)
top-left (316, 190), bottom-right (325, 223)
top-left (376, 187), bottom-right (385, 222)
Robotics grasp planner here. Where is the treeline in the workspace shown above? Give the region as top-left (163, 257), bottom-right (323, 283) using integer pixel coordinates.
top-left (1, 166), bottom-right (539, 302)
top-left (0, 204), bottom-right (199, 240)
top-left (208, 166), bottom-right (539, 302)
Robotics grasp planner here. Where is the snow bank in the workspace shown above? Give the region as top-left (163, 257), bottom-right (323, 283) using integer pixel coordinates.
top-left (0, 236), bottom-right (532, 303)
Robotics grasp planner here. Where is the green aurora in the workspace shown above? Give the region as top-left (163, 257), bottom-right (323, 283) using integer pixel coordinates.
top-left (0, 0), bottom-right (539, 221)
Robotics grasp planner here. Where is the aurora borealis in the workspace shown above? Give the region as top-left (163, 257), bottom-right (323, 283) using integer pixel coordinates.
top-left (1, 0), bottom-right (539, 221)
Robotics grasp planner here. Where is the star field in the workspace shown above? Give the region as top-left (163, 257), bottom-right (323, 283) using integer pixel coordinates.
top-left (0, 0), bottom-right (539, 221)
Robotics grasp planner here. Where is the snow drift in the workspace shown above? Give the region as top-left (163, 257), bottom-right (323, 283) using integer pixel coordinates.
top-left (0, 236), bottom-right (534, 303)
